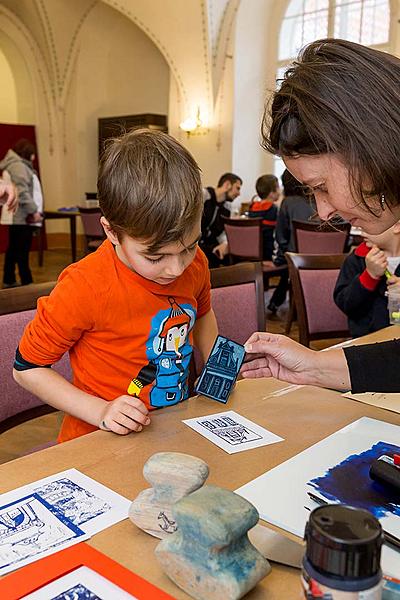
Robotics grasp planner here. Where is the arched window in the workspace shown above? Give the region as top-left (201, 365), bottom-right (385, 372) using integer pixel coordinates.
top-left (274, 0), bottom-right (390, 177)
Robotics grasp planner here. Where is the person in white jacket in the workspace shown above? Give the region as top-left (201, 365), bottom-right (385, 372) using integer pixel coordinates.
top-left (0, 139), bottom-right (42, 288)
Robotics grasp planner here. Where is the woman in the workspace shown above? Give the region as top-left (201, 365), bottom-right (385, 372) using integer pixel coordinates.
top-left (1, 139), bottom-right (42, 287)
top-left (242, 38), bottom-right (400, 393)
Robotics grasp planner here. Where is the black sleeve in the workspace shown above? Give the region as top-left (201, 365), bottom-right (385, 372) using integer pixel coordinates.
top-left (343, 339), bottom-right (400, 392)
top-left (333, 255), bottom-right (378, 315)
top-left (14, 346), bottom-right (53, 371)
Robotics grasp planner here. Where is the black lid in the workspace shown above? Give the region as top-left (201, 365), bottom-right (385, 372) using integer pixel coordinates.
top-left (304, 505), bottom-right (383, 579)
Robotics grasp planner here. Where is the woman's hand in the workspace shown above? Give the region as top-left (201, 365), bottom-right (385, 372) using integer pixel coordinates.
top-left (242, 332), bottom-right (318, 385)
top-left (242, 332), bottom-right (351, 390)
top-left (99, 395), bottom-right (150, 435)
top-left (0, 180), bottom-right (18, 212)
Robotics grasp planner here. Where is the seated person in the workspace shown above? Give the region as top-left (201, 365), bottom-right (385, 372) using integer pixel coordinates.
top-left (13, 129), bottom-right (218, 443)
top-left (248, 174), bottom-right (279, 260)
top-left (334, 222), bottom-right (400, 337)
top-left (200, 172), bottom-right (242, 268)
top-left (267, 170), bottom-right (317, 313)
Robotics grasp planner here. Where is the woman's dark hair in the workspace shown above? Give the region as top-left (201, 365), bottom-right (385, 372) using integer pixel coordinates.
top-left (281, 169), bottom-right (306, 198)
top-left (12, 138), bottom-right (36, 161)
top-left (262, 38), bottom-right (400, 212)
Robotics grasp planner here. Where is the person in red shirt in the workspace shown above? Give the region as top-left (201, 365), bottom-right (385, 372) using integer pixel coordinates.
top-left (13, 129), bottom-right (218, 443)
top-left (248, 174), bottom-right (280, 259)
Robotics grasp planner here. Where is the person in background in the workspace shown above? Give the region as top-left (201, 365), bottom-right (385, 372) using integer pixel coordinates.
top-left (200, 172), bottom-right (242, 267)
top-left (242, 39), bottom-right (400, 394)
top-left (248, 174), bottom-right (279, 260)
top-left (334, 222), bottom-right (400, 337)
top-left (0, 139), bottom-right (42, 288)
top-left (266, 169), bottom-right (317, 313)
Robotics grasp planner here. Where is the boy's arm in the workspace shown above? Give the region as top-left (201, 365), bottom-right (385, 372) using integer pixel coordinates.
top-left (13, 366), bottom-right (150, 435)
top-left (193, 308), bottom-right (218, 362)
top-left (333, 255), bottom-right (380, 315)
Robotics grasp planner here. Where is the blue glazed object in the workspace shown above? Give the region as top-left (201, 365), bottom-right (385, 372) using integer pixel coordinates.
top-left (195, 336), bottom-right (245, 403)
top-left (155, 485), bottom-right (270, 600)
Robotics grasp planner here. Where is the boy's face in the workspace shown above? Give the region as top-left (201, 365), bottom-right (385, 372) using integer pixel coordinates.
top-left (361, 223), bottom-right (399, 250)
top-left (102, 218), bottom-right (202, 285)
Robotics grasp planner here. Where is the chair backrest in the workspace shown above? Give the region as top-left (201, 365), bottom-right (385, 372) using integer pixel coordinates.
top-left (0, 309), bottom-right (71, 433)
top-left (192, 262), bottom-right (265, 377)
top-left (0, 281), bottom-right (57, 316)
top-left (78, 207), bottom-right (105, 238)
top-left (293, 220), bottom-right (350, 254)
top-left (222, 217), bottom-right (263, 260)
top-left (286, 252), bottom-right (350, 347)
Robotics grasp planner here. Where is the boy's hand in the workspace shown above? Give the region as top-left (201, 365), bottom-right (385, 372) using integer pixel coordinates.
top-left (387, 275), bottom-right (400, 287)
top-left (213, 241), bottom-right (229, 260)
top-left (365, 245), bottom-right (387, 279)
top-left (99, 395), bottom-right (150, 435)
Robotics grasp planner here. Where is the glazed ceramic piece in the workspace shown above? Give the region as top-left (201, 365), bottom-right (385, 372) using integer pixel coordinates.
top-left (129, 452), bottom-right (209, 539)
top-left (155, 484), bottom-right (271, 600)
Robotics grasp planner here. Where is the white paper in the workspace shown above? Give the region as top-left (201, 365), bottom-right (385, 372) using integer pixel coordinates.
top-left (0, 469), bottom-right (130, 537)
top-left (183, 410), bottom-right (283, 454)
top-left (22, 565), bottom-right (137, 599)
top-left (0, 493), bottom-right (88, 576)
top-left (236, 417), bottom-right (400, 578)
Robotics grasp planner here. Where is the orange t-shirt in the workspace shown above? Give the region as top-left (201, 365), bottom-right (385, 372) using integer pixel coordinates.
top-left (19, 240), bottom-right (211, 442)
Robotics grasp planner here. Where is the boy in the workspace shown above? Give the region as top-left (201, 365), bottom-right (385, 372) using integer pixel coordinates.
top-left (248, 174), bottom-right (280, 260)
top-left (334, 222), bottom-right (400, 337)
top-left (13, 129), bottom-right (218, 442)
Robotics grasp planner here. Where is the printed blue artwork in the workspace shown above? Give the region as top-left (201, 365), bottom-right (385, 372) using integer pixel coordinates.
top-left (33, 479), bottom-right (111, 527)
top-left (51, 583), bottom-right (101, 600)
top-left (0, 493), bottom-right (85, 572)
top-left (308, 441), bottom-right (400, 519)
top-left (195, 336), bottom-right (246, 403)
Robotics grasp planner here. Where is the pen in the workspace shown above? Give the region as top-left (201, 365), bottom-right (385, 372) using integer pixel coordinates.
top-left (306, 492), bottom-right (400, 551)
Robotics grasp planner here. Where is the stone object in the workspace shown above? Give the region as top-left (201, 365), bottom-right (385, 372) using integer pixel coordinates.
top-left (155, 484), bottom-right (271, 600)
top-left (129, 452), bottom-right (209, 539)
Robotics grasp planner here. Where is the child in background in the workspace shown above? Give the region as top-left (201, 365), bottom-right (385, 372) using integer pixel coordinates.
top-left (14, 129), bottom-right (218, 443)
top-left (248, 174), bottom-right (280, 260)
top-left (334, 222), bottom-right (400, 337)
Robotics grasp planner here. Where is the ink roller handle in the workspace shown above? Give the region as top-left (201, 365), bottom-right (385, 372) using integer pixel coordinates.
top-left (369, 456), bottom-right (400, 491)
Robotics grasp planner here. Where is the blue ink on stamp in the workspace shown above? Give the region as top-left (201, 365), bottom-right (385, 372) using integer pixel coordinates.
top-left (51, 583), bottom-right (101, 599)
top-left (195, 336), bottom-right (245, 403)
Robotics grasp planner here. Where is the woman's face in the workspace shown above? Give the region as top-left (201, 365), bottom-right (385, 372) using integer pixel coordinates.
top-left (284, 154), bottom-right (400, 234)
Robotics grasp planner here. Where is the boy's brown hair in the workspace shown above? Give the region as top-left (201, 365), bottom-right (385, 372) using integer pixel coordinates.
top-left (98, 128), bottom-right (203, 252)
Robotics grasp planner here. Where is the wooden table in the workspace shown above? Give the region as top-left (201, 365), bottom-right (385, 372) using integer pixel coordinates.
top-left (42, 209), bottom-right (80, 264)
top-left (1, 326), bottom-right (400, 598)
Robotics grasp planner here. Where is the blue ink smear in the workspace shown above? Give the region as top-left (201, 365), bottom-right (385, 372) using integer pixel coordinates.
top-left (309, 441), bottom-right (400, 519)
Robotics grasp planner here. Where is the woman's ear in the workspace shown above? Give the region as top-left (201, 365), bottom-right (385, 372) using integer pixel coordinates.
top-left (100, 216), bottom-right (119, 245)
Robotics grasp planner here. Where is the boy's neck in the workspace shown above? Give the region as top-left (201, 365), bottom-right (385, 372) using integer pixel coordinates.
top-left (381, 238), bottom-right (400, 257)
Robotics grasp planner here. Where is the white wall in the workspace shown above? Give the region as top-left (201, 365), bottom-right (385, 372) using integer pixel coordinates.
top-left (67, 1), bottom-right (170, 204)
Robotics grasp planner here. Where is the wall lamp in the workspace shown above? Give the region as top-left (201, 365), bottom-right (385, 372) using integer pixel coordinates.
top-left (179, 106), bottom-right (209, 137)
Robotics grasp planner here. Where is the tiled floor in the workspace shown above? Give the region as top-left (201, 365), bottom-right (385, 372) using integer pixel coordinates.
top-left (0, 249), bottom-right (346, 464)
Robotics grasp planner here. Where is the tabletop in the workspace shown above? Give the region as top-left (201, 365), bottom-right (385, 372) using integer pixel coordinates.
top-left (1, 325), bottom-right (400, 598)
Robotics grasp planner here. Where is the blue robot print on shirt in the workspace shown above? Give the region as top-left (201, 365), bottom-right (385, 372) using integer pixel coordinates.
top-left (127, 297), bottom-right (195, 407)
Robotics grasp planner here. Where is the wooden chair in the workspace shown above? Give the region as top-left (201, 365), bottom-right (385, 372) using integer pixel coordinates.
top-left (285, 252), bottom-right (350, 347)
top-left (222, 216), bottom-right (287, 291)
top-left (285, 220), bottom-right (351, 334)
top-left (0, 281), bottom-right (56, 316)
top-left (78, 207), bottom-right (105, 254)
top-left (293, 220), bottom-right (351, 254)
top-left (0, 280), bottom-right (69, 437)
top-left (191, 262), bottom-right (266, 383)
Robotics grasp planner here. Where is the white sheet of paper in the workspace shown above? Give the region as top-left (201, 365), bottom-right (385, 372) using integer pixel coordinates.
top-left (0, 493), bottom-right (88, 576)
top-left (0, 469), bottom-right (130, 537)
top-left (236, 417), bottom-right (400, 578)
top-left (22, 565), bottom-right (137, 599)
top-left (183, 410), bottom-right (283, 454)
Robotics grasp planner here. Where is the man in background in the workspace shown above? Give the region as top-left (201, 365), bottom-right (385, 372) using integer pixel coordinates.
top-left (200, 172), bottom-right (242, 268)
